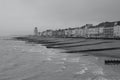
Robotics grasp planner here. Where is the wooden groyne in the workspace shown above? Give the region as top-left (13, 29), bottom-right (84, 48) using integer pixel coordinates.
top-left (105, 59), bottom-right (120, 65)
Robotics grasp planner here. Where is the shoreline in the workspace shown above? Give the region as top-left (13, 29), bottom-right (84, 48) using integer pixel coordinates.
top-left (13, 36), bottom-right (120, 58)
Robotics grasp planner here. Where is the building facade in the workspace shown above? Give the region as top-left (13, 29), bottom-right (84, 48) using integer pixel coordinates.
top-left (103, 22), bottom-right (114, 38)
top-left (87, 26), bottom-right (99, 38)
top-left (113, 22), bottom-right (120, 38)
top-left (39, 21), bottom-right (120, 39)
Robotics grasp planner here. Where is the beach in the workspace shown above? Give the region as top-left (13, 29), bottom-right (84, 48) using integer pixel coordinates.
top-left (15, 36), bottom-right (120, 58)
top-left (9, 36), bottom-right (120, 80)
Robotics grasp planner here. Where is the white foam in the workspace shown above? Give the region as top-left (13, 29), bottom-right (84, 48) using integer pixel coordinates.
top-left (93, 76), bottom-right (108, 80)
top-left (67, 57), bottom-right (80, 62)
top-left (74, 67), bottom-right (88, 75)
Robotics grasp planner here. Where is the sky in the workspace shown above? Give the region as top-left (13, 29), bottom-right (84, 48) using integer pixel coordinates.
top-left (0, 0), bottom-right (120, 36)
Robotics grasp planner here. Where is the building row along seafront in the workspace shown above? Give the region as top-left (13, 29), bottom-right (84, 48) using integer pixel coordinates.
top-left (34, 21), bottom-right (120, 39)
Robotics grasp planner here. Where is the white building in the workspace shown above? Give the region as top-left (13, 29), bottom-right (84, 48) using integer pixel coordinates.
top-left (114, 22), bottom-right (120, 38)
top-left (64, 28), bottom-right (72, 37)
top-left (97, 22), bottom-right (105, 38)
top-left (41, 30), bottom-right (53, 37)
top-left (82, 24), bottom-right (93, 38)
top-left (87, 26), bottom-right (99, 38)
top-left (72, 27), bottom-right (84, 37)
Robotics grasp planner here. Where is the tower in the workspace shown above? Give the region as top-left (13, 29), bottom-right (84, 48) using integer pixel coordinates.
top-left (34, 27), bottom-right (38, 36)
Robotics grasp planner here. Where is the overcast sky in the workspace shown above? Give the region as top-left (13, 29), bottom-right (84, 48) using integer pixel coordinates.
top-left (0, 0), bottom-right (120, 36)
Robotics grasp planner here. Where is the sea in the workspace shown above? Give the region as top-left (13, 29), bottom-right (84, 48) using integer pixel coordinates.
top-left (0, 37), bottom-right (120, 80)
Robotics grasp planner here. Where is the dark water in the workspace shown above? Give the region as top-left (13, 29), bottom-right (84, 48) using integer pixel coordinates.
top-left (0, 38), bottom-right (120, 80)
